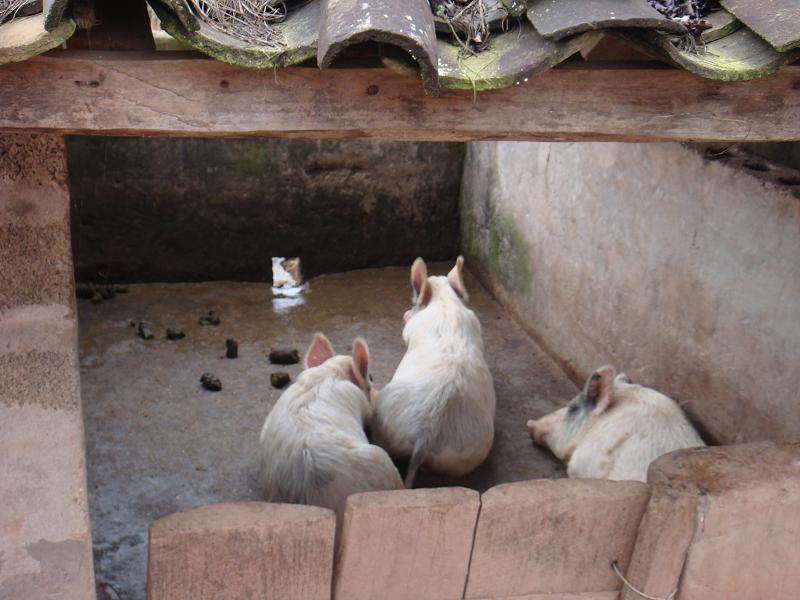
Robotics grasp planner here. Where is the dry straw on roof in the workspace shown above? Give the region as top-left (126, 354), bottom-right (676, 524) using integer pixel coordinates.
top-left (432, 0), bottom-right (491, 55)
top-left (0, 0), bottom-right (41, 24)
top-left (186, 0), bottom-right (287, 47)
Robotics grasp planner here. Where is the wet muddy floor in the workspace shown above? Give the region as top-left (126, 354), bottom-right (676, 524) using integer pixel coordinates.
top-left (78, 264), bottom-right (576, 600)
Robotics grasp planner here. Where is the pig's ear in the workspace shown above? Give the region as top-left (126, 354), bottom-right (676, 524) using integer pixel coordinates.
top-left (447, 255), bottom-right (469, 302)
top-left (411, 257), bottom-right (432, 306)
top-left (305, 333), bottom-right (335, 368)
top-left (586, 365), bottom-right (616, 415)
top-left (349, 337), bottom-right (370, 388)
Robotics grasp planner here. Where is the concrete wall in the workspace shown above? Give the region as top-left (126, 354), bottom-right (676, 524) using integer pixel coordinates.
top-left (148, 480), bottom-right (648, 600)
top-left (461, 141), bottom-right (800, 445)
top-left (0, 134), bottom-right (95, 599)
top-left (66, 137), bottom-right (464, 282)
top-left (623, 440), bottom-right (800, 600)
top-left (148, 441), bottom-right (800, 600)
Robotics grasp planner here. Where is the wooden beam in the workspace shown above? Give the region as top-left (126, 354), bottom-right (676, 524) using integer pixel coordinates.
top-left (1, 51), bottom-right (799, 141)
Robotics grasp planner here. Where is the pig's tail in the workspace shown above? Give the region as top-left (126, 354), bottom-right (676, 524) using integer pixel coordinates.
top-left (611, 560), bottom-right (677, 600)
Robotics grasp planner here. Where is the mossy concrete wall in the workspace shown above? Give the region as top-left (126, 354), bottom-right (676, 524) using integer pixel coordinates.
top-left (462, 141), bottom-right (800, 445)
top-left (0, 133), bottom-right (95, 599)
top-left (66, 137), bottom-right (463, 282)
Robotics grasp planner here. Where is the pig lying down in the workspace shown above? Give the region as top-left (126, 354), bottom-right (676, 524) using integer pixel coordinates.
top-left (372, 256), bottom-right (496, 487)
top-left (528, 366), bottom-right (704, 482)
top-left (258, 333), bottom-right (402, 518)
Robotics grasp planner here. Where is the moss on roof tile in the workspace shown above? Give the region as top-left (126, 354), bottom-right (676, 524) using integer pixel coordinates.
top-left (149, 0), bottom-right (319, 69)
top-left (437, 23), bottom-right (599, 91)
top-left (615, 26), bottom-right (800, 81)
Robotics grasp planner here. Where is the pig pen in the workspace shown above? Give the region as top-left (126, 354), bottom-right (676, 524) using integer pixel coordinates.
top-left (77, 265), bottom-right (574, 600)
top-left (6, 131), bottom-right (796, 600)
top-left (72, 137), bottom-right (800, 600)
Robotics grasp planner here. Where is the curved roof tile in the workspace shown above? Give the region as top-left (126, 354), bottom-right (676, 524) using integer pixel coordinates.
top-left (2, 0), bottom-right (73, 66)
top-left (2, 0), bottom-right (798, 92)
top-left (317, 0), bottom-right (439, 93)
top-left (151, 0), bottom-right (321, 69)
top-left (43, 0), bottom-right (68, 31)
top-left (614, 26), bottom-right (800, 81)
top-left (701, 9), bottom-right (741, 43)
top-left (157, 0), bottom-right (199, 32)
top-left (437, 23), bottom-right (599, 90)
top-left (527, 0), bottom-right (686, 40)
top-left (721, 0), bottom-right (800, 52)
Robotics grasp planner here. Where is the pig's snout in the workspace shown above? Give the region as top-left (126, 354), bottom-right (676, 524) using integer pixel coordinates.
top-left (527, 418), bottom-right (550, 445)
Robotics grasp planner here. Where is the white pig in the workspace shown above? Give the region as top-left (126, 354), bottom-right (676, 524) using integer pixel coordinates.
top-left (527, 365), bottom-right (705, 482)
top-left (372, 256), bottom-right (496, 487)
top-left (258, 333), bottom-right (402, 518)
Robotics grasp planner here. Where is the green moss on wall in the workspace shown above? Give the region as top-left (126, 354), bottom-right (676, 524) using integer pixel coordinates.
top-left (461, 190), bottom-right (533, 298)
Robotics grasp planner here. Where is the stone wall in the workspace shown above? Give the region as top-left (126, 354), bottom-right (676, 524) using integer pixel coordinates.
top-left (147, 441), bottom-right (800, 600)
top-left (0, 133), bottom-right (96, 599)
top-left (148, 479), bottom-right (649, 600)
top-left (461, 141), bottom-right (800, 445)
top-left (66, 137), bottom-right (464, 282)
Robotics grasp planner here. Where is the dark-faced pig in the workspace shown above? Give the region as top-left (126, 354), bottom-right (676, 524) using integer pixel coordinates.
top-left (372, 256), bottom-right (496, 487)
top-left (527, 366), bottom-right (704, 482)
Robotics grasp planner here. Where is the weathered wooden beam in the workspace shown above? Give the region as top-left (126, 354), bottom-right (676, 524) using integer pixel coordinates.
top-left (0, 51), bottom-right (798, 141)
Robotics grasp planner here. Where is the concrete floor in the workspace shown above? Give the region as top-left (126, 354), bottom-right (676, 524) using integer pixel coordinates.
top-left (78, 264), bottom-right (576, 600)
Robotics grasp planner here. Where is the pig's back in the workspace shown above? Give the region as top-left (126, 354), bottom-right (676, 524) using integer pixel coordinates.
top-left (375, 352), bottom-right (495, 475)
top-left (376, 296), bottom-right (495, 476)
top-left (258, 381), bottom-right (377, 504)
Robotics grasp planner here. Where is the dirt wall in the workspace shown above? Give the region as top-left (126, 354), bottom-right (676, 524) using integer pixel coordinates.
top-left (67, 137), bottom-right (463, 282)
